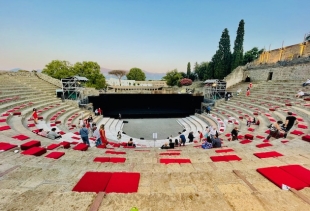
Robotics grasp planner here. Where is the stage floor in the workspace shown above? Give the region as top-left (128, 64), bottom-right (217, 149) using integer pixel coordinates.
top-left (122, 118), bottom-right (184, 140)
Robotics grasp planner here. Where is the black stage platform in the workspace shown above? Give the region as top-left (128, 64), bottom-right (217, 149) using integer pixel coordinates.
top-left (89, 94), bottom-right (203, 118)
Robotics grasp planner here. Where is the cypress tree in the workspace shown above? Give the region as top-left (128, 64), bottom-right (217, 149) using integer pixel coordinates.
top-left (231, 19), bottom-right (245, 71)
top-left (187, 62), bottom-right (191, 77)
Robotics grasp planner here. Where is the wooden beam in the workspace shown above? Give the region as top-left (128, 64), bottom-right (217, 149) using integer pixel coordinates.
top-left (233, 170), bottom-right (258, 192)
top-left (88, 192), bottom-right (106, 211)
top-left (290, 188), bottom-right (310, 205)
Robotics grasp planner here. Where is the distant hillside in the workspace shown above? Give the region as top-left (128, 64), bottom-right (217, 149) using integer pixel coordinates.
top-left (101, 67), bottom-right (165, 80)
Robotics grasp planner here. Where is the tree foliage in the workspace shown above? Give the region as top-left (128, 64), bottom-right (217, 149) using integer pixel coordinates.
top-left (108, 70), bottom-right (127, 86)
top-left (194, 62), bottom-right (209, 80)
top-left (42, 60), bottom-right (106, 89)
top-left (126, 67), bottom-right (146, 81)
top-left (243, 47), bottom-right (264, 65)
top-left (231, 19), bottom-right (245, 70)
top-left (208, 28), bottom-right (231, 79)
top-left (187, 62), bottom-right (191, 77)
top-left (162, 69), bottom-right (182, 86)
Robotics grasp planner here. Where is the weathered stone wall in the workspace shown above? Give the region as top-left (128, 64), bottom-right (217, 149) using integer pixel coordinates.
top-left (223, 66), bottom-right (247, 88)
top-left (36, 72), bottom-right (62, 87)
top-left (245, 62), bottom-right (310, 81)
top-left (255, 41), bottom-right (310, 64)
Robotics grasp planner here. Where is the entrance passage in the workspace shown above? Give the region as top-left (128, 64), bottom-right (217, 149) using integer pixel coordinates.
top-left (267, 72), bottom-right (273, 81)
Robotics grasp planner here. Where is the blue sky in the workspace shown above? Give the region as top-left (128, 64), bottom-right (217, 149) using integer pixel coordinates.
top-left (0, 0), bottom-right (309, 73)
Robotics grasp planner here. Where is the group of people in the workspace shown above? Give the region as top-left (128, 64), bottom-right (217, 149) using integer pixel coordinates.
top-left (266, 111), bottom-right (298, 140)
top-left (37, 128), bottom-right (62, 140)
top-left (246, 116), bottom-right (260, 127)
top-left (94, 108), bottom-right (102, 116)
top-left (82, 123), bottom-right (108, 147)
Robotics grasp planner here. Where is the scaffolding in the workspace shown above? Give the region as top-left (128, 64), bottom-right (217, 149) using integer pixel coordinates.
top-left (61, 76), bottom-right (88, 101)
top-left (203, 79), bottom-right (226, 100)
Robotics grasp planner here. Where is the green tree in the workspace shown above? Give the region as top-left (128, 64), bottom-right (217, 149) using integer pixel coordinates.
top-left (243, 47), bottom-right (264, 65)
top-left (211, 28), bottom-right (231, 79)
top-left (126, 67), bottom-right (146, 81)
top-left (187, 62), bottom-right (191, 77)
top-left (108, 70), bottom-right (127, 86)
top-left (231, 19), bottom-right (245, 70)
top-left (73, 61), bottom-right (106, 89)
top-left (162, 69), bottom-right (182, 86)
top-left (42, 60), bottom-right (74, 79)
top-left (194, 61), bottom-right (209, 80)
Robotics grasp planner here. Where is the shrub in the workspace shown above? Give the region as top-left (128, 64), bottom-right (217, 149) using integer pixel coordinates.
top-left (179, 78), bottom-right (192, 86)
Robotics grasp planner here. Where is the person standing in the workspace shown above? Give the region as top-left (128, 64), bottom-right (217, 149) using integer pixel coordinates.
top-left (231, 127), bottom-right (239, 141)
top-left (198, 131), bottom-right (203, 142)
top-left (95, 109), bottom-right (98, 116)
top-left (99, 124), bottom-right (108, 148)
top-left (206, 106), bottom-right (211, 114)
top-left (119, 113), bottom-right (122, 120)
top-left (283, 112), bottom-right (298, 138)
top-left (80, 124), bottom-right (90, 146)
top-left (188, 131), bottom-right (194, 143)
top-left (266, 121), bottom-right (283, 140)
top-left (246, 87), bottom-right (250, 97)
top-left (98, 108), bottom-right (102, 115)
top-left (93, 125), bottom-right (102, 146)
top-left (32, 108), bottom-right (38, 124)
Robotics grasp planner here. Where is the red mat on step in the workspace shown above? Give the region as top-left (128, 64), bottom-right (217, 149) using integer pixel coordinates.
top-left (0, 119), bottom-right (6, 123)
top-left (298, 125), bottom-right (308, 129)
top-left (301, 135), bottom-right (310, 142)
top-left (73, 143), bottom-right (88, 151)
top-left (244, 134), bottom-right (254, 140)
top-left (160, 158), bottom-right (191, 164)
top-left (210, 155), bottom-right (241, 162)
top-left (94, 157), bottom-right (126, 163)
top-left (0, 125), bottom-right (11, 131)
top-left (256, 135), bottom-right (265, 139)
top-left (105, 150), bottom-right (126, 155)
top-left (45, 152), bottom-right (65, 159)
top-left (256, 143), bottom-right (273, 148)
top-left (20, 140), bottom-right (41, 150)
top-left (21, 147), bottom-right (46, 156)
top-left (46, 143), bottom-right (60, 150)
top-left (248, 128), bottom-right (255, 132)
top-left (0, 142), bottom-right (17, 151)
top-left (290, 130), bottom-right (305, 136)
top-left (239, 140), bottom-right (252, 144)
top-left (237, 135), bottom-right (244, 139)
top-left (280, 165), bottom-right (310, 185)
top-left (74, 132), bottom-right (79, 135)
top-left (254, 151), bottom-right (283, 158)
top-left (105, 172), bottom-right (140, 193)
top-left (110, 157), bottom-right (126, 163)
top-left (215, 149), bottom-right (234, 153)
top-left (12, 134), bottom-right (29, 141)
top-left (59, 141), bottom-right (71, 149)
top-left (93, 157), bottom-right (111, 163)
top-left (257, 166), bottom-right (308, 190)
top-left (27, 123), bottom-right (36, 127)
top-left (159, 152), bottom-right (181, 156)
top-left (71, 136), bottom-right (80, 140)
top-left (72, 172), bottom-right (113, 193)
top-left (281, 140), bottom-right (289, 143)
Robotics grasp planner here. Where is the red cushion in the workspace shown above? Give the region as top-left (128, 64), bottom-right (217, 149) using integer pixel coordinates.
top-left (50, 123), bottom-right (56, 127)
top-left (290, 130), bottom-right (305, 136)
top-left (94, 157), bottom-right (111, 163)
top-left (244, 134), bottom-right (254, 140)
top-left (225, 134), bottom-right (231, 137)
top-left (285, 103), bottom-right (292, 106)
top-left (210, 155), bottom-right (241, 162)
top-left (0, 119), bottom-right (6, 123)
top-left (13, 112), bottom-right (21, 115)
top-left (159, 152), bottom-right (181, 156)
top-left (159, 158), bottom-right (191, 164)
top-left (58, 131), bottom-right (66, 135)
top-left (55, 120), bottom-right (61, 124)
top-left (302, 135), bottom-right (310, 142)
top-left (256, 135), bottom-right (265, 139)
top-left (109, 157), bottom-right (126, 163)
top-left (298, 125), bottom-right (308, 129)
top-left (239, 140), bottom-right (252, 144)
top-left (12, 134), bottom-right (29, 141)
top-left (46, 143), bottom-right (60, 150)
top-left (38, 116), bottom-right (43, 120)
top-left (59, 141), bottom-right (71, 149)
top-left (237, 135), bottom-right (244, 139)
top-left (281, 140), bottom-right (289, 143)
top-left (73, 143), bottom-right (88, 151)
top-left (71, 136), bottom-right (80, 140)
top-left (105, 150), bottom-right (126, 155)
top-left (72, 172), bottom-right (113, 193)
top-left (20, 140), bottom-right (41, 150)
top-left (253, 112), bottom-right (258, 115)
top-left (105, 172), bottom-right (140, 193)
top-left (215, 149), bottom-right (234, 153)
top-left (27, 123), bottom-right (36, 127)
top-left (280, 165), bottom-right (310, 185)
top-left (45, 152), bottom-right (65, 159)
top-left (21, 147), bottom-right (46, 156)
top-left (74, 132), bottom-right (80, 135)
top-left (269, 108), bottom-right (276, 111)
top-left (254, 151), bottom-right (283, 159)
top-left (248, 128), bottom-right (255, 132)
top-left (1, 113), bottom-right (9, 117)
top-left (0, 142), bottom-right (17, 151)
top-left (256, 143), bottom-right (273, 148)
top-left (239, 116), bottom-right (243, 119)
top-left (0, 125), bottom-right (11, 131)
top-left (257, 166), bottom-right (308, 190)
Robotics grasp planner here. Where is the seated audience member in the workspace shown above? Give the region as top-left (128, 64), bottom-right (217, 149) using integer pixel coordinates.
top-left (174, 139), bottom-right (179, 146)
top-left (295, 90), bottom-right (305, 98)
top-left (188, 131), bottom-right (194, 142)
top-left (179, 132), bottom-right (186, 146)
top-left (169, 139), bottom-right (175, 149)
top-left (236, 89), bottom-right (241, 96)
top-left (252, 117), bottom-right (256, 124)
top-left (117, 131), bottom-right (122, 140)
top-left (38, 129), bottom-right (47, 137)
top-left (211, 134), bottom-right (222, 148)
top-left (88, 115), bottom-right (93, 123)
top-left (266, 120), bottom-right (283, 140)
top-left (255, 119), bottom-right (260, 126)
top-left (127, 138), bottom-right (136, 147)
top-left (201, 140), bottom-right (213, 149)
top-left (246, 117), bottom-right (252, 127)
top-left (161, 142), bottom-right (170, 149)
top-left (231, 127), bottom-right (239, 141)
top-left (47, 128), bottom-right (62, 140)
top-left (302, 79), bottom-right (310, 87)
